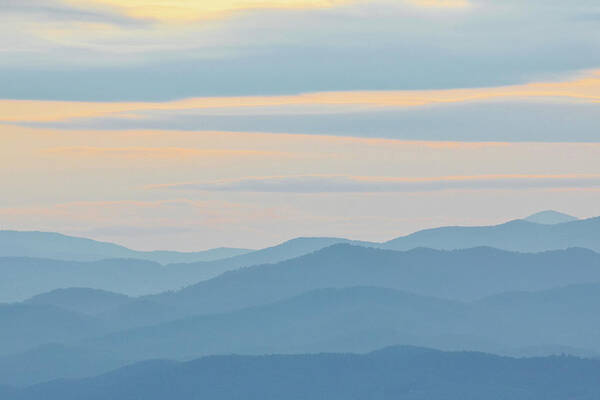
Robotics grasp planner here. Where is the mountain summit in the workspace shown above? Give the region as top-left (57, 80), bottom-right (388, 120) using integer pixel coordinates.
top-left (523, 210), bottom-right (578, 225)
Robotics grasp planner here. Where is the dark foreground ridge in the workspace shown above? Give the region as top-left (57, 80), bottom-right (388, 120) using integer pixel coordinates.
top-left (7, 346), bottom-right (600, 400)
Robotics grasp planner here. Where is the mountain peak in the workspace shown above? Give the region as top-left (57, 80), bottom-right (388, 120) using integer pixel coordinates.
top-left (523, 210), bottom-right (578, 225)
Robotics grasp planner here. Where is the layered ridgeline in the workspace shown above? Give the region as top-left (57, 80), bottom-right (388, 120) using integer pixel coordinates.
top-left (2, 212), bottom-right (600, 389)
top-left (10, 245), bottom-right (598, 331)
top-left (0, 238), bottom-right (373, 302)
top-left (84, 284), bottom-right (600, 361)
top-left (146, 245), bottom-right (600, 314)
top-left (4, 283), bottom-right (600, 385)
top-left (381, 214), bottom-right (600, 252)
top-left (5, 347), bottom-right (600, 400)
top-left (0, 231), bottom-right (252, 263)
top-left (0, 211), bottom-right (587, 263)
top-left (2, 246), bottom-right (600, 385)
top-left (2, 212), bottom-right (599, 302)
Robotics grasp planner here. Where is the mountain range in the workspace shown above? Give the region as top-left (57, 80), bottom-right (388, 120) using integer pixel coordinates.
top-left (5, 346), bottom-right (600, 400)
top-left (382, 216), bottom-right (599, 252)
top-left (2, 212), bottom-right (599, 303)
top-left (0, 231), bottom-right (251, 264)
top-left (2, 211), bottom-right (600, 394)
top-left (3, 272), bottom-right (600, 385)
top-left (1, 212), bottom-right (591, 268)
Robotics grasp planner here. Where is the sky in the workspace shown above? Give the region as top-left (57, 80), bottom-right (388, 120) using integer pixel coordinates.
top-left (2, 0), bottom-right (600, 250)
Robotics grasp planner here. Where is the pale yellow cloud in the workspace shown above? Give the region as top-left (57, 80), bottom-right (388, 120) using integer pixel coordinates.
top-left (2, 70), bottom-right (599, 124)
top-left (66, 0), bottom-right (351, 22)
top-left (407, 0), bottom-right (470, 9)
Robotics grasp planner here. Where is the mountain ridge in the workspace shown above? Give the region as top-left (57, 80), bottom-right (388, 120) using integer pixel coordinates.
top-left (524, 210), bottom-right (578, 225)
top-left (7, 346), bottom-right (600, 400)
top-left (0, 230), bottom-right (252, 264)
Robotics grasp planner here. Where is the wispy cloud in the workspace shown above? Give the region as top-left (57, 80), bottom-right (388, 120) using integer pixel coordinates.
top-left (1, 0), bottom-right (144, 25)
top-left (149, 174), bottom-right (600, 193)
top-left (40, 146), bottom-right (293, 159)
top-left (3, 70), bottom-right (599, 124)
top-left (76, 0), bottom-right (352, 22)
top-left (3, 0), bottom-right (600, 100)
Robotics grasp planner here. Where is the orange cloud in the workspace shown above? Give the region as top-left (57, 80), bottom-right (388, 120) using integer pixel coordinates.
top-left (2, 70), bottom-right (599, 124)
top-left (40, 146), bottom-right (291, 159)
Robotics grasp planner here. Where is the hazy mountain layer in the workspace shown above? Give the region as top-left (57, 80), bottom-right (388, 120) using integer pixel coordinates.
top-left (4, 282), bottom-right (600, 385)
top-left (88, 284), bottom-right (600, 361)
top-left (25, 288), bottom-right (130, 315)
top-left (0, 231), bottom-right (251, 264)
top-left (147, 245), bottom-right (600, 315)
top-left (0, 344), bottom-right (126, 387)
top-left (3, 215), bottom-right (600, 303)
top-left (383, 217), bottom-right (600, 252)
top-left (7, 347), bottom-right (600, 400)
top-left (524, 210), bottom-right (578, 225)
top-left (0, 238), bottom-right (376, 302)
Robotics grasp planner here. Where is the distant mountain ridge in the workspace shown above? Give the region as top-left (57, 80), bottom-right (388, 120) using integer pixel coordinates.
top-left (6, 347), bottom-right (600, 400)
top-left (2, 214), bottom-right (600, 303)
top-left (382, 216), bottom-right (600, 252)
top-left (0, 230), bottom-right (251, 264)
top-left (4, 254), bottom-right (600, 385)
top-left (148, 244), bottom-right (600, 314)
top-left (523, 210), bottom-right (578, 225)
top-left (2, 212), bottom-right (598, 267)
top-left (25, 288), bottom-right (131, 315)
top-left (0, 238), bottom-right (376, 303)
top-left (4, 282), bottom-right (600, 386)
top-left (86, 283), bottom-right (600, 362)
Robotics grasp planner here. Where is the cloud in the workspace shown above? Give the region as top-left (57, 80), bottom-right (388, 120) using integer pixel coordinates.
top-left (3, 69), bottom-right (599, 121)
top-left (7, 70), bottom-right (600, 142)
top-left (77, 0), bottom-right (352, 22)
top-left (40, 146), bottom-right (292, 159)
top-left (407, 0), bottom-right (471, 9)
top-left (27, 101), bottom-right (600, 143)
top-left (149, 174), bottom-right (600, 193)
top-left (2, 0), bottom-right (600, 99)
top-left (0, 0), bottom-right (143, 25)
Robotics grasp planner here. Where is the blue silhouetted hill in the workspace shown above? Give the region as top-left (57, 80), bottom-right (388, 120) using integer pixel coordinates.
top-left (87, 283), bottom-right (600, 361)
top-left (5, 282), bottom-right (600, 385)
top-left (0, 303), bottom-right (101, 356)
top-left (0, 238), bottom-right (376, 303)
top-left (0, 344), bottom-right (126, 387)
top-left (7, 347), bottom-right (600, 400)
top-left (147, 244), bottom-right (600, 314)
top-left (25, 288), bottom-right (130, 315)
top-left (524, 210), bottom-right (578, 225)
top-left (382, 216), bottom-right (600, 252)
top-left (0, 230), bottom-right (251, 263)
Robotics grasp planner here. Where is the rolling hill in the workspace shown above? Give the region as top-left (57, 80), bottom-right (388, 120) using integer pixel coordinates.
top-left (524, 210), bottom-right (578, 225)
top-left (88, 283), bottom-right (600, 361)
top-left (7, 347), bottom-right (600, 400)
top-left (382, 217), bottom-right (600, 252)
top-left (25, 288), bottom-right (130, 315)
top-left (147, 244), bottom-right (600, 315)
top-left (0, 230), bottom-right (251, 264)
top-left (0, 303), bottom-right (102, 356)
top-left (4, 282), bottom-right (600, 385)
top-left (0, 238), bottom-right (377, 302)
